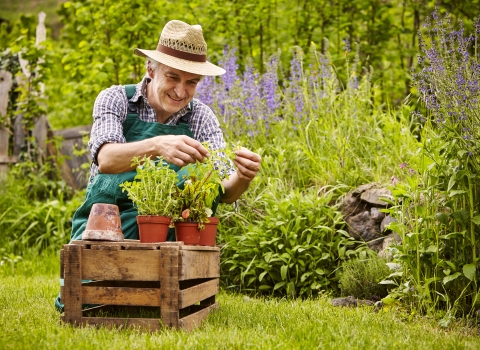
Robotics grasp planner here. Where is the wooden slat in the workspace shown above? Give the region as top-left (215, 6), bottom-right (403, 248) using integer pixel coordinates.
top-left (81, 250), bottom-right (161, 281)
top-left (159, 246), bottom-right (180, 328)
top-left (83, 280), bottom-right (159, 288)
top-left (82, 286), bottom-right (160, 307)
top-left (63, 244), bottom-right (83, 324)
top-left (90, 244), bottom-right (121, 251)
top-left (71, 240), bottom-right (183, 250)
top-left (0, 155), bottom-right (17, 164)
top-left (0, 127), bottom-right (9, 177)
top-left (179, 279), bottom-right (219, 309)
top-left (179, 303), bottom-right (219, 331)
top-left (60, 249), bottom-right (64, 279)
top-left (180, 245), bottom-right (220, 251)
top-left (179, 250), bottom-right (220, 281)
top-left (53, 124), bottom-right (91, 140)
top-left (81, 317), bottom-right (162, 331)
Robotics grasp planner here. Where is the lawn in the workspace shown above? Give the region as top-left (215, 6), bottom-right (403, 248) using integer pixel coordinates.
top-left (1, 251), bottom-right (479, 349)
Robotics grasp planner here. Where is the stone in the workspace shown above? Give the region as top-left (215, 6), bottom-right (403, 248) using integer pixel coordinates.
top-left (345, 211), bottom-right (382, 241)
top-left (370, 207), bottom-right (385, 223)
top-left (378, 232), bottom-right (402, 260)
top-left (360, 188), bottom-right (393, 206)
top-left (380, 215), bottom-right (397, 233)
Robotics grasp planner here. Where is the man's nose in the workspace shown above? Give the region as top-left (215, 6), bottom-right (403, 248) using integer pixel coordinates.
top-left (174, 82), bottom-right (187, 99)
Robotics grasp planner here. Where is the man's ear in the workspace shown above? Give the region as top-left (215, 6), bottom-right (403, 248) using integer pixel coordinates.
top-left (147, 63), bottom-right (155, 78)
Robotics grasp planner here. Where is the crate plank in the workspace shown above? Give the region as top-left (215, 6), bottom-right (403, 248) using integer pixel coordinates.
top-left (83, 286), bottom-right (161, 307)
top-left (60, 249), bottom-right (64, 279)
top-left (63, 245), bottom-right (82, 324)
top-left (179, 250), bottom-right (220, 280)
top-left (159, 246), bottom-right (179, 328)
top-left (82, 250), bottom-right (161, 281)
top-left (179, 279), bottom-right (219, 309)
top-left (179, 303), bottom-right (219, 331)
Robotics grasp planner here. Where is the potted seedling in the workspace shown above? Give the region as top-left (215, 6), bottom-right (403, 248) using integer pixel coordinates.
top-left (171, 143), bottom-right (234, 245)
top-left (120, 156), bottom-right (178, 243)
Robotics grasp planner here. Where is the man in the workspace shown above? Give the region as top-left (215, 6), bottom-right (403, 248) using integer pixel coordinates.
top-left (69, 20), bottom-right (261, 241)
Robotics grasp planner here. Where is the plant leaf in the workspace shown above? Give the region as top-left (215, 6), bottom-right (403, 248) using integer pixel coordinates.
top-left (463, 264), bottom-right (476, 281)
top-left (443, 272), bottom-right (461, 285)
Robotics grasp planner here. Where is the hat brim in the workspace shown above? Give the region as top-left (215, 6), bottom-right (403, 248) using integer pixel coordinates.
top-left (134, 48), bottom-right (226, 76)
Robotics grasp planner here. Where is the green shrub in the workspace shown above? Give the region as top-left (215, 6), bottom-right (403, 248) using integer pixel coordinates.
top-left (220, 182), bottom-right (370, 298)
top-left (0, 167), bottom-right (83, 254)
top-left (339, 255), bottom-right (391, 299)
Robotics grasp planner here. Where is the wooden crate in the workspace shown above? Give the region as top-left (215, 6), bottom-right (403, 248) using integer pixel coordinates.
top-left (60, 240), bottom-right (220, 331)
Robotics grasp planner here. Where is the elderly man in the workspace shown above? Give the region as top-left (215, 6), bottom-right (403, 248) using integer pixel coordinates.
top-left (69, 20), bottom-right (261, 242)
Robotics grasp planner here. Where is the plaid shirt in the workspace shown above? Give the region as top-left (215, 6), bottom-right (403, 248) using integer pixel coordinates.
top-left (88, 76), bottom-right (229, 180)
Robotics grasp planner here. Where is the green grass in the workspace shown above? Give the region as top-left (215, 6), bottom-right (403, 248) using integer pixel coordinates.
top-left (1, 251), bottom-right (480, 349)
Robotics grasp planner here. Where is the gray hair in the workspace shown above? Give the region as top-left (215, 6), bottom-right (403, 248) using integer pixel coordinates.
top-left (145, 58), bottom-right (205, 81)
top-left (146, 59), bottom-right (161, 72)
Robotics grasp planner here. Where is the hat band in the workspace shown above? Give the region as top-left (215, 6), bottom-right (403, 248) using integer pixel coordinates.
top-left (157, 44), bottom-right (207, 63)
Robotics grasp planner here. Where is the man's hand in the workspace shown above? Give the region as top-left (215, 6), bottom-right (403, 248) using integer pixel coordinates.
top-left (97, 135), bottom-right (209, 174)
top-left (233, 147), bottom-right (261, 182)
top-left (156, 135), bottom-right (209, 167)
top-left (220, 147), bottom-right (261, 204)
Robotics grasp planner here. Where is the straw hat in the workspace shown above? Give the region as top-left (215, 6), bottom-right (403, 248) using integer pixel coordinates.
top-left (134, 20), bottom-right (226, 76)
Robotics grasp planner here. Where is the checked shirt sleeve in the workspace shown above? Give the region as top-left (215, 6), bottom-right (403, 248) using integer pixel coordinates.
top-left (88, 86), bottom-right (129, 165)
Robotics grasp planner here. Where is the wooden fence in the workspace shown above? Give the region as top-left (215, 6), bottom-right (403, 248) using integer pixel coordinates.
top-left (0, 12), bottom-right (92, 190)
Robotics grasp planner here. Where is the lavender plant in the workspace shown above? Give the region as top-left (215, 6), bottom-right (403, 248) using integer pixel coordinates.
top-left (202, 43), bottom-right (419, 297)
top-left (385, 10), bottom-right (480, 320)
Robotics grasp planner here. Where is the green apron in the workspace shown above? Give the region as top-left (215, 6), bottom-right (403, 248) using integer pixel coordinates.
top-left (70, 109), bottom-right (193, 242)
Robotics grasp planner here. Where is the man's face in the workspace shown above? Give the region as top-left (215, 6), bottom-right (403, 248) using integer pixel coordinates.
top-left (147, 63), bottom-right (202, 122)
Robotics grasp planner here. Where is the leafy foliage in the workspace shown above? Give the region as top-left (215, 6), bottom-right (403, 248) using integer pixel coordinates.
top-left (0, 167), bottom-right (82, 254)
top-left (119, 156), bottom-right (178, 216)
top-left (171, 144), bottom-right (233, 229)
top-left (221, 185), bottom-right (370, 298)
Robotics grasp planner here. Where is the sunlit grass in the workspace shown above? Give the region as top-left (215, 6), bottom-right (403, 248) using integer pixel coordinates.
top-left (1, 253), bottom-right (479, 350)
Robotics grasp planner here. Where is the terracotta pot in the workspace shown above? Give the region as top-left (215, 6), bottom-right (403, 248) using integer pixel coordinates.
top-left (174, 222), bottom-right (201, 245)
top-left (199, 217), bottom-right (219, 246)
top-left (137, 215), bottom-right (170, 243)
top-left (83, 203), bottom-right (124, 241)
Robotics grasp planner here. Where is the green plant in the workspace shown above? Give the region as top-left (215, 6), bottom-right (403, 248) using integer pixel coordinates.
top-left (170, 143), bottom-right (233, 230)
top-left (220, 182), bottom-right (370, 298)
top-left (339, 254), bottom-right (391, 299)
top-left (119, 156), bottom-right (178, 216)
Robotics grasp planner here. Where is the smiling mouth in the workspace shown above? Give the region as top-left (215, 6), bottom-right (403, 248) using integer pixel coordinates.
top-left (168, 94), bottom-right (183, 102)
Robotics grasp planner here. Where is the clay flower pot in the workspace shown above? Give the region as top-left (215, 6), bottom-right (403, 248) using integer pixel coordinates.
top-left (199, 217), bottom-right (219, 246)
top-left (137, 215), bottom-right (170, 243)
top-left (82, 203), bottom-right (124, 241)
top-left (174, 222), bottom-right (202, 245)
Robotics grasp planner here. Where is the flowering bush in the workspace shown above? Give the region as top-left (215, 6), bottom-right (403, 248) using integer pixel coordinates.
top-left (385, 10), bottom-right (480, 321)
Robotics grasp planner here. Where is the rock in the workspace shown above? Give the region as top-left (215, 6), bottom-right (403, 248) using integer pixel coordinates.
top-left (380, 215), bottom-right (397, 233)
top-left (378, 232), bottom-right (402, 259)
top-left (371, 207), bottom-right (385, 223)
top-left (331, 296), bottom-right (375, 307)
top-left (360, 188), bottom-right (393, 206)
top-left (351, 183), bottom-right (377, 197)
top-left (331, 296), bottom-right (357, 307)
top-left (345, 211), bottom-right (382, 241)
top-left (341, 183), bottom-right (400, 246)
